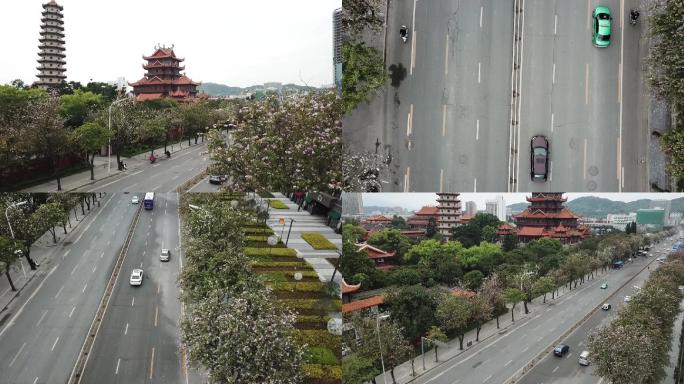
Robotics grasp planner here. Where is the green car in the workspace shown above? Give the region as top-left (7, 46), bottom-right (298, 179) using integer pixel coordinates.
top-left (592, 6), bottom-right (612, 47)
top-left (600, 283), bottom-right (608, 289)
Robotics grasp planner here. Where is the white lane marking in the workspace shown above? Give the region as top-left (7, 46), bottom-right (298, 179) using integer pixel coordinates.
top-left (622, 166), bottom-right (625, 189)
top-left (100, 251), bottom-right (104, 259)
top-left (474, 178), bottom-right (477, 192)
top-left (404, 167), bottom-right (411, 192)
top-left (125, 323), bottom-right (129, 335)
top-left (54, 286), bottom-right (64, 299)
top-left (154, 306), bottom-right (159, 327)
top-left (476, 120), bottom-right (480, 140)
top-left (172, 174), bottom-right (180, 180)
top-left (440, 169), bottom-right (444, 193)
top-left (483, 375), bottom-right (492, 383)
top-left (132, 297), bottom-right (135, 307)
top-left (550, 161), bottom-right (553, 181)
top-left (89, 170), bottom-right (144, 191)
top-left (552, 63), bottom-right (556, 84)
top-left (0, 265), bottom-right (58, 339)
top-left (116, 358), bottom-right (121, 375)
top-left (63, 249), bottom-right (70, 259)
top-left (152, 184), bottom-right (162, 191)
top-left (33, 377), bottom-right (38, 384)
top-left (442, 104), bottom-right (447, 137)
top-left (69, 306), bottom-right (76, 318)
top-left (70, 264), bottom-right (78, 276)
top-left (553, 366), bottom-right (559, 373)
top-left (411, 0), bottom-right (417, 74)
top-left (92, 266), bottom-right (97, 273)
top-left (73, 196), bottom-right (114, 243)
top-left (504, 359), bottom-right (513, 367)
top-left (149, 347), bottom-right (156, 379)
top-left (82, 283), bottom-right (88, 293)
top-left (478, 62), bottom-right (482, 83)
top-left (551, 113), bottom-right (554, 132)
top-left (480, 6), bottom-right (484, 28)
top-left (537, 336), bottom-right (543, 341)
top-left (9, 342), bottom-right (26, 367)
top-left (554, 14), bottom-right (558, 34)
top-left (407, 104), bottom-right (414, 135)
top-left (36, 310), bottom-right (48, 327)
top-left (51, 336), bottom-right (60, 351)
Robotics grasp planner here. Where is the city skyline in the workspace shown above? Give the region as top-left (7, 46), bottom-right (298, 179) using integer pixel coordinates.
top-left (0, 0), bottom-right (339, 87)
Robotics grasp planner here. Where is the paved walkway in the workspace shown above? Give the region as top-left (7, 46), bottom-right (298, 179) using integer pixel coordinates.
top-left (374, 272), bottom-right (610, 384)
top-left (0, 200), bottom-right (101, 313)
top-left (665, 298), bottom-right (684, 384)
top-left (22, 139), bottom-right (206, 192)
top-left (265, 193), bottom-right (341, 285)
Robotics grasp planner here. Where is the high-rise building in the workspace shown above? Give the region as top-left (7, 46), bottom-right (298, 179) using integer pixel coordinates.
top-left (35, 0), bottom-right (66, 88)
top-left (436, 193), bottom-right (462, 240)
top-left (129, 45), bottom-right (200, 102)
top-left (333, 8), bottom-right (343, 94)
top-left (513, 193), bottom-right (591, 244)
top-left (485, 197), bottom-right (506, 221)
top-left (650, 200), bottom-right (671, 218)
top-left (485, 201), bottom-right (497, 216)
top-left (465, 201), bottom-right (477, 215)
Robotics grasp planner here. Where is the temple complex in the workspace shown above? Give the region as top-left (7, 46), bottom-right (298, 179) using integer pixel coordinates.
top-left (513, 193), bottom-right (591, 244)
top-left (129, 45), bottom-right (199, 102)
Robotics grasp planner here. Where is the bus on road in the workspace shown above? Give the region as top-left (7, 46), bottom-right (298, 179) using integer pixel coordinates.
top-left (143, 192), bottom-right (154, 210)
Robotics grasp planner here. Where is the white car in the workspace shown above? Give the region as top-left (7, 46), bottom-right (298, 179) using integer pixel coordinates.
top-left (130, 269), bottom-right (143, 286)
top-left (602, 303), bottom-right (611, 310)
top-left (160, 249), bottom-right (170, 262)
top-left (624, 296), bottom-right (631, 302)
top-left (131, 196), bottom-right (139, 204)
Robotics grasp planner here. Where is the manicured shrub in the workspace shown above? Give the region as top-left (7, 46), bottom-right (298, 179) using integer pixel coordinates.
top-left (293, 330), bottom-right (341, 352)
top-left (246, 247), bottom-right (298, 257)
top-left (301, 232), bottom-right (338, 250)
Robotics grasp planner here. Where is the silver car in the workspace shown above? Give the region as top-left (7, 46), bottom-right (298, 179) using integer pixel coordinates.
top-left (130, 269), bottom-right (143, 286)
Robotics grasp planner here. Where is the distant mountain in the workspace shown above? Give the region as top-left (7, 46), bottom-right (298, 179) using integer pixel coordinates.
top-left (506, 196), bottom-right (684, 219)
top-left (199, 82), bottom-right (320, 97)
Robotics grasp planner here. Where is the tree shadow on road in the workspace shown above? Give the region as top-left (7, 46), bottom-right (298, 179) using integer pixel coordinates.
top-left (388, 63), bottom-right (407, 88)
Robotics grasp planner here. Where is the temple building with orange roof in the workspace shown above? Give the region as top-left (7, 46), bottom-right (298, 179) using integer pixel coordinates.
top-left (356, 243), bottom-right (396, 271)
top-left (407, 206), bottom-right (440, 230)
top-left (129, 45), bottom-right (200, 102)
top-left (513, 193), bottom-right (591, 244)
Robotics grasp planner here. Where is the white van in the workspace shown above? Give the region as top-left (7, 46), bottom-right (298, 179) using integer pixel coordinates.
top-left (578, 350), bottom-right (590, 366)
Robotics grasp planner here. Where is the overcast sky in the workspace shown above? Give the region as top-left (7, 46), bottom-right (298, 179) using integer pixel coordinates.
top-left (0, 0), bottom-right (340, 87)
top-left (362, 193), bottom-right (684, 212)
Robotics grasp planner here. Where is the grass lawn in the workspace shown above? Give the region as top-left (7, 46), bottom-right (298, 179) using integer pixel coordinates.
top-left (269, 199), bottom-right (290, 209)
top-left (301, 232), bottom-right (338, 250)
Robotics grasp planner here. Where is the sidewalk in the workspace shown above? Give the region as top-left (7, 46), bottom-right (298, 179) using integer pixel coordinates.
top-left (265, 193), bottom-right (341, 285)
top-left (665, 298), bottom-right (684, 384)
top-left (0, 200), bottom-right (100, 313)
top-left (374, 270), bottom-right (612, 384)
top-left (21, 139), bottom-right (206, 192)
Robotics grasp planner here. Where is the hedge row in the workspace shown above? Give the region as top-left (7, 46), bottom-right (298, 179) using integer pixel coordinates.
top-left (269, 199), bottom-right (290, 209)
top-left (304, 347), bottom-right (339, 365)
top-left (270, 281), bottom-right (327, 293)
top-left (246, 247), bottom-right (298, 257)
top-left (302, 364), bottom-right (342, 380)
top-left (301, 232), bottom-right (338, 250)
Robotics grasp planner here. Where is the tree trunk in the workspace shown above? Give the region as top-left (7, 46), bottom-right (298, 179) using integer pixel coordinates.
top-left (496, 315), bottom-right (500, 329)
top-left (24, 250), bottom-right (37, 270)
top-left (116, 153), bottom-right (122, 170)
top-left (89, 152), bottom-right (96, 180)
top-left (390, 368), bottom-right (396, 384)
top-left (5, 270), bottom-right (16, 291)
top-left (523, 300), bottom-right (529, 314)
top-left (50, 228), bottom-right (56, 243)
top-left (188, 137), bottom-right (191, 146)
top-left (458, 334), bottom-right (464, 350)
top-left (543, 293), bottom-right (547, 303)
top-left (476, 325), bottom-right (481, 341)
top-left (552, 290), bottom-right (555, 300)
top-left (511, 305), bottom-right (516, 322)
top-left (80, 200), bottom-right (85, 215)
top-left (194, 136), bottom-right (198, 144)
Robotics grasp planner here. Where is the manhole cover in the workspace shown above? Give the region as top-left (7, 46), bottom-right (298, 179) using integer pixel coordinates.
top-left (587, 180), bottom-right (597, 191)
top-left (459, 155), bottom-right (468, 165)
top-left (588, 166), bottom-right (599, 176)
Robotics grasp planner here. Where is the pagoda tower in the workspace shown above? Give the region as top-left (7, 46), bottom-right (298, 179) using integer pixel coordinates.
top-left (35, 0), bottom-right (66, 88)
top-left (129, 45), bottom-right (199, 102)
top-left (513, 193), bottom-right (591, 244)
top-left (436, 193), bottom-right (462, 240)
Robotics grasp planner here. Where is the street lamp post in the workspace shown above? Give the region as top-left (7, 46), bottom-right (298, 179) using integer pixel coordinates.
top-left (376, 313), bottom-right (390, 384)
top-left (108, 98), bottom-right (128, 174)
top-left (285, 218), bottom-right (295, 246)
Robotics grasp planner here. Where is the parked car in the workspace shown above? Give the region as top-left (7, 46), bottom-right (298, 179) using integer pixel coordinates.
top-left (554, 344), bottom-right (570, 357)
top-left (624, 295), bottom-right (632, 302)
top-left (592, 5), bottom-right (612, 47)
top-left (130, 269), bottom-right (144, 286)
top-left (578, 350), bottom-right (590, 366)
top-left (530, 136), bottom-right (549, 181)
top-left (131, 196), bottom-right (139, 204)
top-left (602, 303), bottom-right (611, 310)
top-left (209, 175), bottom-right (226, 184)
top-left (600, 283), bottom-right (607, 289)
top-left (160, 248), bottom-right (170, 262)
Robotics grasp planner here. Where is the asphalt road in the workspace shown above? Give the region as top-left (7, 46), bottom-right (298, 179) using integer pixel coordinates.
top-left (345, 0), bottom-right (649, 192)
top-left (517, 240), bottom-right (679, 384)
top-left (187, 176), bottom-right (222, 192)
top-left (0, 194), bottom-right (137, 384)
top-left (75, 143), bottom-right (209, 193)
top-left (80, 193), bottom-right (199, 384)
top-left (410, 235), bottom-right (678, 384)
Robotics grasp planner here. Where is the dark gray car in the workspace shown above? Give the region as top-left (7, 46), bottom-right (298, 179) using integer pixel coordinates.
top-left (531, 136), bottom-right (549, 181)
